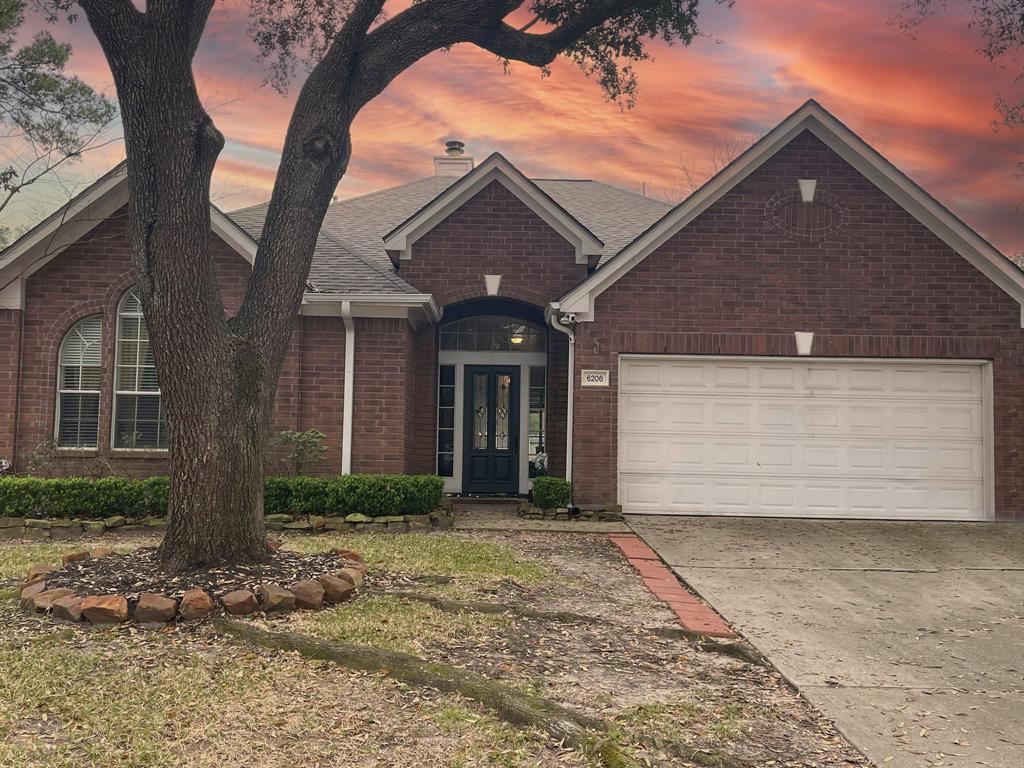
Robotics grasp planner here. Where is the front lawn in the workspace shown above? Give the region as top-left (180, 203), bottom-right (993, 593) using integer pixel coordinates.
top-left (0, 529), bottom-right (866, 767)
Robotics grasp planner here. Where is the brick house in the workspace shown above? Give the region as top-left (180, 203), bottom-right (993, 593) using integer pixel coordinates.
top-left (1, 101), bottom-right (1021, 520)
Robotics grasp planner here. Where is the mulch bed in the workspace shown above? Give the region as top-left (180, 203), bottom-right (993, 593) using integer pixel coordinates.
top-left (45, 548), bottom-right (351, 600)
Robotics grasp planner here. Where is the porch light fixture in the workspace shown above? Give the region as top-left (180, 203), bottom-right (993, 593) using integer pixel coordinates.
top-left (794, 331), bottom-right (814, 356)
top-left (798, 179), bottom-right (817, 203)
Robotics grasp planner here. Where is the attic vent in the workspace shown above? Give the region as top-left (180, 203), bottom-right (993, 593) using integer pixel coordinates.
top-left (765, 189), bottom-right (846, 242)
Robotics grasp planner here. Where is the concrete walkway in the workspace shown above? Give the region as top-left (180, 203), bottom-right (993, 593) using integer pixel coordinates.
top-left (629, 516), bottom-right (1024, 768)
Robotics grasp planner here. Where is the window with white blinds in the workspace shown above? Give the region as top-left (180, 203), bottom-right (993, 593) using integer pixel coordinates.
top-left (113, 288), bottom-right (168, 449)
top-left (56, 315), bottom-right (103, 448)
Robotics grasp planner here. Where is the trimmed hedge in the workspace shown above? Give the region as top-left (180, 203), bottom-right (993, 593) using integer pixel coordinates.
top-left (532, 476), bottom-right (572, 510)
top-left (0, 474), bottom-right (443, 520)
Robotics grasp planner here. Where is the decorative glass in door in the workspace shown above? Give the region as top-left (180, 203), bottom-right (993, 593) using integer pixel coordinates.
top-left (462, 366), bottom-right (519, 494)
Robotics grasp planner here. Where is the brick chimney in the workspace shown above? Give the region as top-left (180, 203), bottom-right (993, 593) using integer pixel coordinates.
top-left (433, 140), bottom-right (475, 177)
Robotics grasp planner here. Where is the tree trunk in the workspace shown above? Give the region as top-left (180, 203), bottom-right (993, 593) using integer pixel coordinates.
top-left (156, 335), bottom-right (275, 571)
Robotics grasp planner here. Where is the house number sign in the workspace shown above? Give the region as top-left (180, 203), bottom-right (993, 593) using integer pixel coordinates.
top-left (581, 370), bottom-right (610, 387)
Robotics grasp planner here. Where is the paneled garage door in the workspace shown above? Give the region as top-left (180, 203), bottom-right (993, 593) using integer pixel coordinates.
top-left (618, 357), bottom-right (992, 520)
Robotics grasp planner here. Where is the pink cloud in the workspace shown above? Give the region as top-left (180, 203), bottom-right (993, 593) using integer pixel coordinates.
top-left (6, 0), bottom-right (1020, 255)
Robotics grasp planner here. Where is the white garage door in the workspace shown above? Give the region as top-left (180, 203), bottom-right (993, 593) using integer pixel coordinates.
top-left (618, 357), bottom-right (991, 520)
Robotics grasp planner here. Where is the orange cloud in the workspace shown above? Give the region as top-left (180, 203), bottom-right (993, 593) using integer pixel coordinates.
top-left (6, 0), bottom-right (1020, 255)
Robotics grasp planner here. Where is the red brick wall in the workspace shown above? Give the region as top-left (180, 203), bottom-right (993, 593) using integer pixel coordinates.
top-left (351, 317), bottom-right (414, 475)
top-left (400, 180), bottom-right (588, 307)
top-left (9, 209), bottom-right (322, 475)
top-left (0, 310), bottom-right (20, 463)
top-left (572, 131), bottom-right (1024, 519)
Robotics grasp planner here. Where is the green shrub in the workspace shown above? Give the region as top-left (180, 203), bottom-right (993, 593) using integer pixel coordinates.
top-left (0, 474), bottom-right (444, 520)
top-left (532, 476), bottom-right (572, 509)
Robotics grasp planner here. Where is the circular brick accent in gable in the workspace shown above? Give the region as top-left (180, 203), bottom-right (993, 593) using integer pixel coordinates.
top-left (764, 189), bottom-right (847, 243)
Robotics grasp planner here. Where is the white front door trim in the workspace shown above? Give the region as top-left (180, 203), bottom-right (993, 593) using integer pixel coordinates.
top-left (439, 349), bottom-right (547, 495)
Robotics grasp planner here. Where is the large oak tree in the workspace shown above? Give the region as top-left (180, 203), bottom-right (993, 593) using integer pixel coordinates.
top-left (46, 0), bottom-right (704, 570)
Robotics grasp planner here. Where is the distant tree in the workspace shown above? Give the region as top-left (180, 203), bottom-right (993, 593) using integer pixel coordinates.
top-left (37, 0), bottom-right (709, 570)
top-left (897, 0), bottom-right (1023, 177)
top-left (0, 0), bottom-right (116, 219)
top-left (672, 129), bottom-right (762, 199)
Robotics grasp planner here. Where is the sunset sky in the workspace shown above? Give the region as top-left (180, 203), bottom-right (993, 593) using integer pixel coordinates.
top-left (7, 0), bottom-right (1022, 255)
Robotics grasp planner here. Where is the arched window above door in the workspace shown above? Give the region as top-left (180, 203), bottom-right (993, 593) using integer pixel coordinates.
top-left (439, 315), bottom-right (546, 352)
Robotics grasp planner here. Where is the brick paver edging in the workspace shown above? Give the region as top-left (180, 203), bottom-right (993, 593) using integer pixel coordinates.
top-left (609, 534), bottom-right (736, 639)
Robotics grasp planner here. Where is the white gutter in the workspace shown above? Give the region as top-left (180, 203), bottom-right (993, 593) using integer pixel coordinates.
top-left (340, 300), bottom-right (355, 475)
top-left (547, 306), bottom-right (575, 484)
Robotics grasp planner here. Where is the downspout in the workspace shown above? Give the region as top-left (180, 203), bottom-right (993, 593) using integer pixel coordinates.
top-left (548, 307), bottom-right (575, 484)
top-left (340, 301), bottom-right (355, 475)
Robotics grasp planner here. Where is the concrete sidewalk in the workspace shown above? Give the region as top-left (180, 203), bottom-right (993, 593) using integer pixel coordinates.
top-left (629, 516), bottom-right (1024, 768)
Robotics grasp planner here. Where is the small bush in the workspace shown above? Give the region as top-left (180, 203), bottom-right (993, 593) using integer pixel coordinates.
top-left (0, 474), bottom-right (444, 520)
top-left (532, 476), bottom-right (572, 509)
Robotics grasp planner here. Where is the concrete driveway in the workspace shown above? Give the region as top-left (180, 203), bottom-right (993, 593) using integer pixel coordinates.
top-left (629, 517), bottom-right (1024, 768)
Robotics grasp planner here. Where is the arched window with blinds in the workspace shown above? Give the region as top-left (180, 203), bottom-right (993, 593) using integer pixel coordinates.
top-left (113, 288), bottom-right (167, 449)
top-left (56, 315), bottom-right (103, 448)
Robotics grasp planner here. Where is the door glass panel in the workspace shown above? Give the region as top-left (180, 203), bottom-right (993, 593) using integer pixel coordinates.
top-left (495, 374), bottom-right (511, 451)
top-left (473, 373), bottom-right (489, 450)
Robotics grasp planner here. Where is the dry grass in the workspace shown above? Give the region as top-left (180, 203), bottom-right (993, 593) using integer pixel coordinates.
top-left (282, 531), bottom-right (547, 584)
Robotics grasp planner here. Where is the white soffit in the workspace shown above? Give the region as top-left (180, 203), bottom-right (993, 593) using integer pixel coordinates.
top-left (558, 100), bottom-right (1024, 326)
top-left (383, 153), bottom-right (604, 264)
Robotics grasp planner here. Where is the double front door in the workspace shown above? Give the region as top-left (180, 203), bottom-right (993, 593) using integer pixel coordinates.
top-left (463, 365), bottom-right (519, 494)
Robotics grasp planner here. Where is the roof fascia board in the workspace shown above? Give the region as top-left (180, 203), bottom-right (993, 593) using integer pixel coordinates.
top-left (383, 156), bottom-right (604, 264)
top-left (211, 207), bottom-right (258, 264)
top-left (560, 102), bottom-right (1024, 325)
top-left (301, 292), bottom-right (440, 323)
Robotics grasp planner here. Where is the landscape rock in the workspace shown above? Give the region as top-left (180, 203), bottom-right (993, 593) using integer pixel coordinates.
top-left (22, 527), bottom-right (48, 540)
top-left (387, 521), bottom-right (409, 532)
top-left (81, 595), bottom-right (129, 623)
top-left (283, 520), bottom-right (312, 531)
top-left (51, 595), bottom-right (84, 622)
top-left (26, 563), bottom-right (56, 582)
top-left (0, 517), bottom-right (25, 528)
top-left (134, 593), bottom-right (178, 623)
top-left (323, 517), bottom-right (350, 530)
top-left (90, 546), bottom-right (116, 558)
top-left (20, 580), bottom-right (47, 606)
top-left (344, 513), bottom-right (373, 523)
top-left (28, 587), bottom-right (76, 612)
top-left (0, 526), bottom-right (25, 539)
top-left (221, 589), bottom-right (260, 615)
top-left (259, 583), bottom-right (296, 613)
top-left (178, 589), bottom-right (215, 620)
top-left (103, 515), bottom-right (126, 528)
top-left (406, 514), bottom-right (432, 529)
top-left (267, 538), bottom-right (283, 551)
top-left (336, 567), bottom-right (365, 588)
top-left (309, 515), bottom-right (326, 530)
top-left (25, 518), bottom-right (52, 529)
top-left (84, 521), bottom-right (107, 534)
top-left (264, 514), bottom-right (294, 524)
top-left (289, 579), bottom-right (325, 609)
top-left (62, 550), bottom-right (91, 566)
top-left (318, 574), bottom-right (355, 603)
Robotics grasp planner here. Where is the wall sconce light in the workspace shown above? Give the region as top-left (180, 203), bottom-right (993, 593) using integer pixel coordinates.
top-left (798, 179), bottom-right (817, 203)
top-left (794, 331), bottom-right (814, 356)
top-left (484, 274), bottom-right (502, 296)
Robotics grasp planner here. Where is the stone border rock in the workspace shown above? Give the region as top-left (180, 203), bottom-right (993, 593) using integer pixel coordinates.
top-left (0, 506), bottom-right (455, 540)
top-left (19, 547), bottom-right (368, 626)
top-left (517, 503), bottom-right (624, 523)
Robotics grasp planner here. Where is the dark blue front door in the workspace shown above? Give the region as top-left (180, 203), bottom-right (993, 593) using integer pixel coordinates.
top-left (463, 365), bottom-right (519, 494)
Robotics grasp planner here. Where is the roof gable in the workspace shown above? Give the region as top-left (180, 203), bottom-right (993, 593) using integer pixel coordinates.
top-left (558, 100), bottom-right (1024, 326)
top-left (383, 153), bottom-right (605, 264)
top-left (0, 162), bottom-right (257, 309)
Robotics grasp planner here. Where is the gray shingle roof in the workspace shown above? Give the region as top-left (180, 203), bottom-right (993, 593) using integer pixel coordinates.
top-left (228, 174), bottom-right (670, 295)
